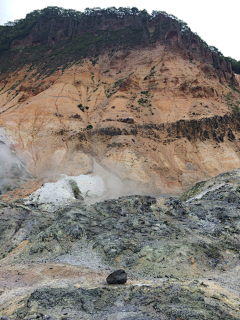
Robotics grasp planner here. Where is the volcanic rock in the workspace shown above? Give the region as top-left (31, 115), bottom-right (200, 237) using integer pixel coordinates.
top-left (0, 169), bottom-right (240, 318)
top-left (106, 269), bottom-right (127, 284)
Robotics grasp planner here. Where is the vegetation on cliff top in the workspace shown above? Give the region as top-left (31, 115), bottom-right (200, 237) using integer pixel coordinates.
top-left (0, 6), bottom-right (239, 75)
top-left (0, 6), bottom-right (186, 55)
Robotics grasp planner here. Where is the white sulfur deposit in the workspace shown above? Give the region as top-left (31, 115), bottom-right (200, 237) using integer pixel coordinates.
top-left (24, 174), bottom-right (106, 210)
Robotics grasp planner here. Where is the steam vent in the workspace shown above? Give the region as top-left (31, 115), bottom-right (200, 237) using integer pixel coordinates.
top-left (0, 7), bottom-right (240, 319)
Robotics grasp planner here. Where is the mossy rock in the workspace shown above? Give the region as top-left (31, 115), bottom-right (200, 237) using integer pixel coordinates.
top-left (179, 180), bottom-right (207, 201)
top-left (69, 179), bottom-right (84, 200)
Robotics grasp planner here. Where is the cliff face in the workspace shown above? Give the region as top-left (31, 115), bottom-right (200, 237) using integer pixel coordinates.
top-left (2, 8), bottom-right (234, 81)
top-left (0, 8), bottom-right (240, 198)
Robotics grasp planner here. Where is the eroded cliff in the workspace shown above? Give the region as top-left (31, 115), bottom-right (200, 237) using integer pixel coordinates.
top-left (0, 7), bottom-right (240, 198)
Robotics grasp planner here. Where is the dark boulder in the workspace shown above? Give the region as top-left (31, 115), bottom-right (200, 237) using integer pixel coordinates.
top-left (106, 269), bottom-right (127, 284)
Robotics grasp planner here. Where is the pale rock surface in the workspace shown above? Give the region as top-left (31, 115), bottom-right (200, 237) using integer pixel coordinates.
top-left (24, 174), bottom-right (105, 211)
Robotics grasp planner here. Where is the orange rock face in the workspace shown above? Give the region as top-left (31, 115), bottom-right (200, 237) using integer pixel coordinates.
top-left (1, 44), bottom-right (240, 197)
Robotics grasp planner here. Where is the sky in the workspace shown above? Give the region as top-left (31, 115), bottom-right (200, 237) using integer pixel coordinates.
top-left (0, 0), bottom-right (239, 60)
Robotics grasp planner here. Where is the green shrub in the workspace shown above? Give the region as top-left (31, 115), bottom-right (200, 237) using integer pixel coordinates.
top-left (232, 105), bottom-right (240, 115)
top-left (78, 104), bottom-right (84, 112)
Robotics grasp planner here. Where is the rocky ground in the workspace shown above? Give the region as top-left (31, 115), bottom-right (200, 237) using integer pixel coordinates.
top-left (0, 168), bottom-right (240, 319)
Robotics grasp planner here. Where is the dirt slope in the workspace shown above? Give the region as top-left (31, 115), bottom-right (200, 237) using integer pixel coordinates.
top-left (1, 44), bottom-right (240, 198)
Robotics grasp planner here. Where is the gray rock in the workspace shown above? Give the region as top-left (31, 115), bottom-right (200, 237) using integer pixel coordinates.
top-left (185, 162), bottom-right (196, 171)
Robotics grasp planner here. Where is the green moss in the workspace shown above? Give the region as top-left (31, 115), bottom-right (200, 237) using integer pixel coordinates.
top-left (69, 179), bottom-right (83, 200)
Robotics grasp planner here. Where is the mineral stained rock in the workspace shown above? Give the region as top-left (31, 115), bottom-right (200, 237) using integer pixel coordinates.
top-left (106, 269), bottom-right (127, 284)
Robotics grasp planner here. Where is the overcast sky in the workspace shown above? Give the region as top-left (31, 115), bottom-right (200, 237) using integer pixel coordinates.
top-left (0, 0), bottom-right (239, 60)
